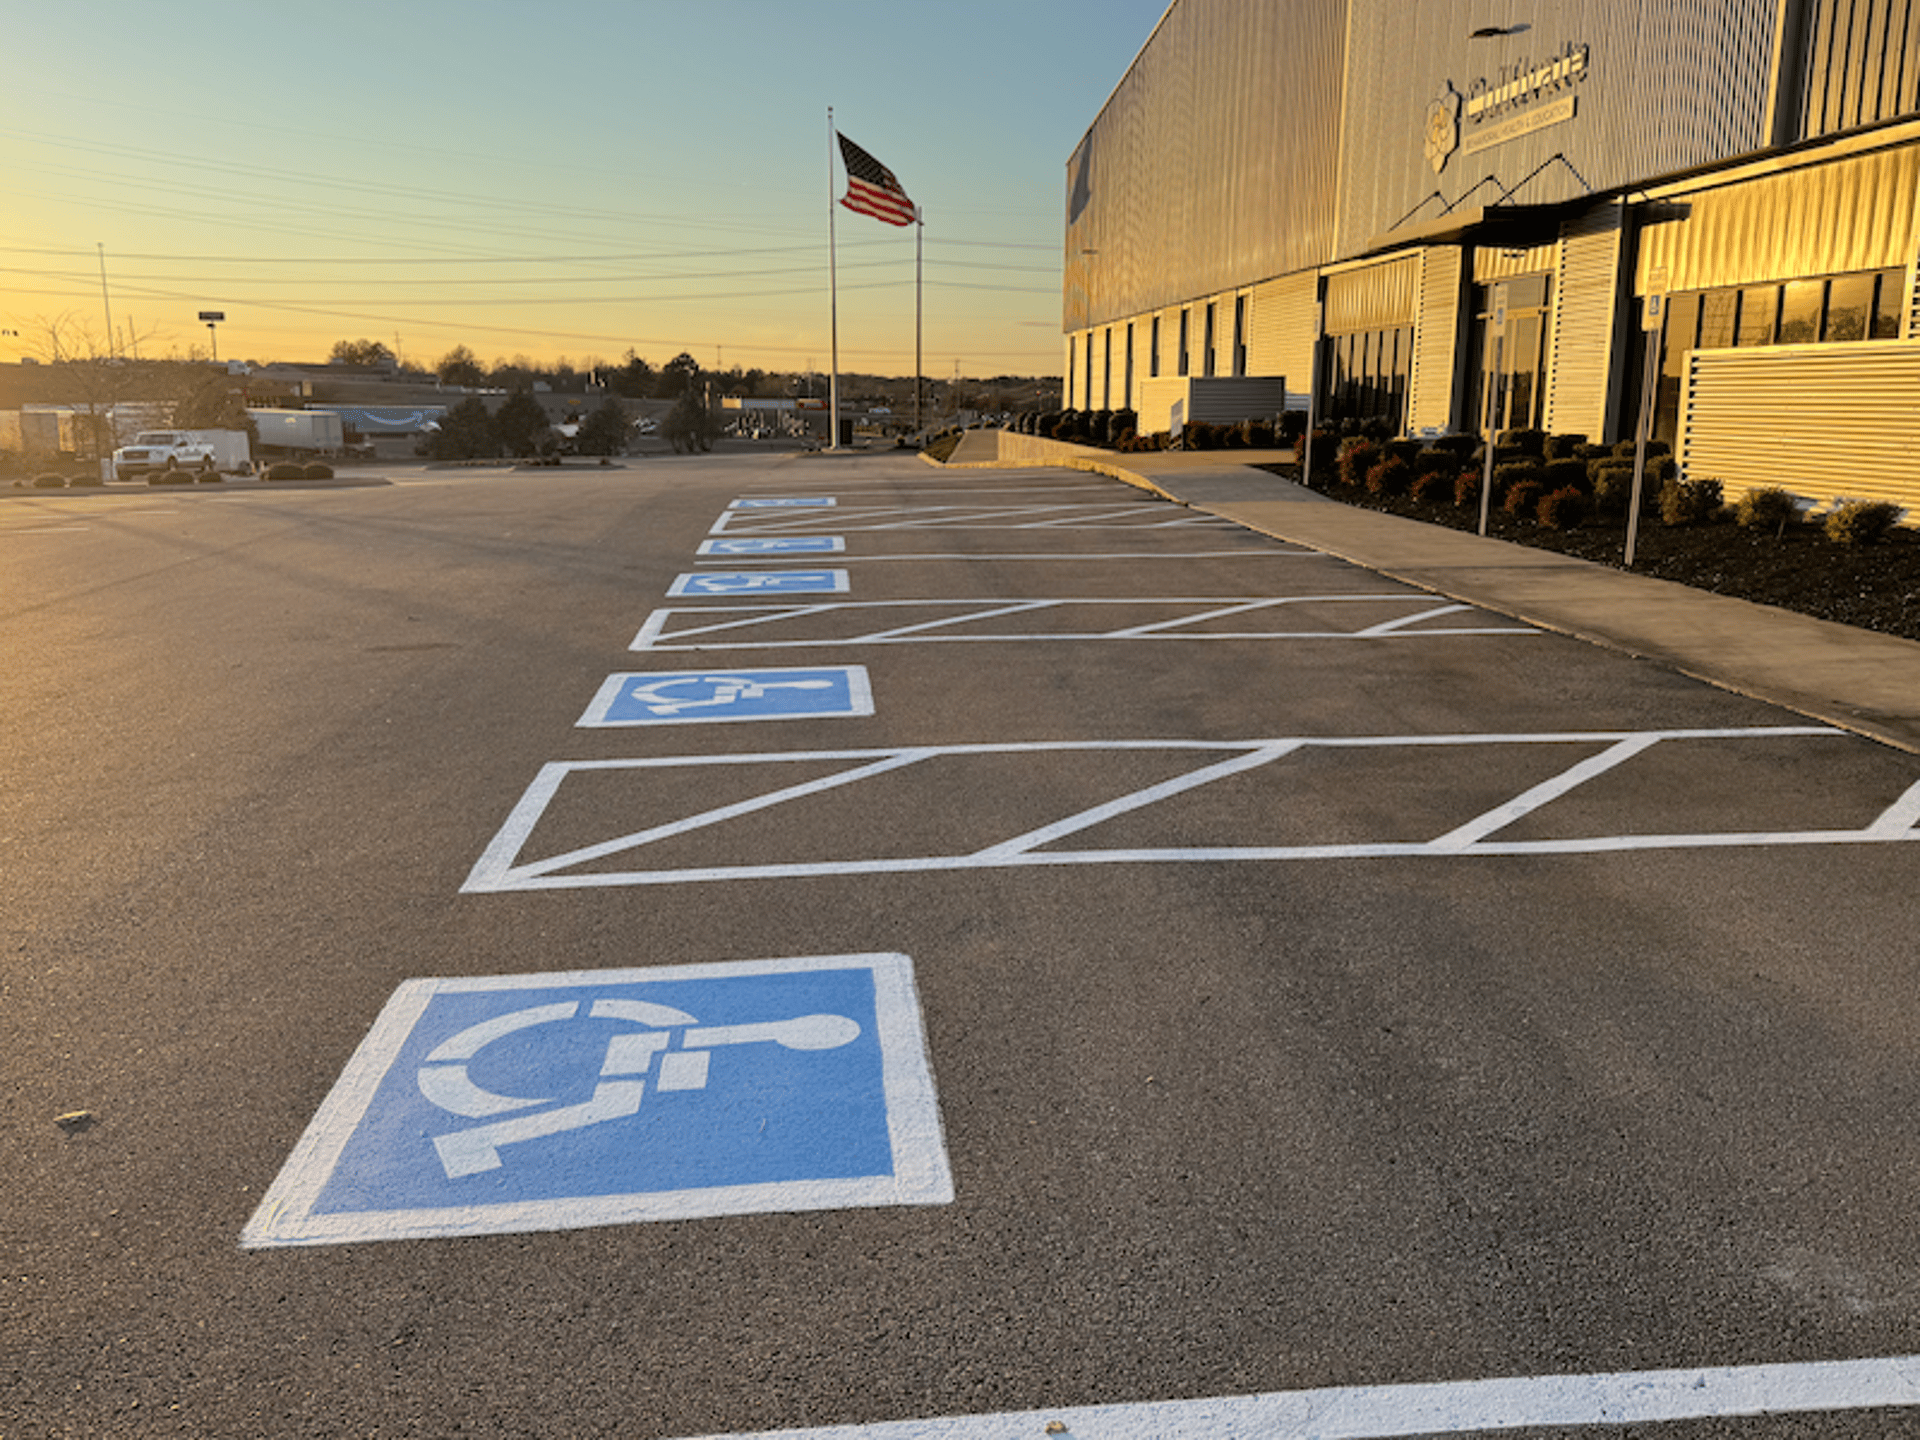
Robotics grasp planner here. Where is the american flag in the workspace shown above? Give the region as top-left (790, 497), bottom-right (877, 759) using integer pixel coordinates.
top-left (838, 132), bottom-right (918, 227)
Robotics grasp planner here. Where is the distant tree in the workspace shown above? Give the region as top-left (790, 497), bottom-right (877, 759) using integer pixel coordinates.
top-left (608, 349), bottom-right (655, 398)
top-left (435, 345), bottom-right (485, 388)
top-left (169, 367), bottom-right (252, 433)
top-left (575, 396), bottom-right (630, 457)
top-left (489, 354), bottom-right (536, 390)
top-left (417, 396), bottom-right (499, 459)
top-left (329, 338), bottom-right (395, 368)
top-left (660, 390), bottom-right (717, 454)
top-left (495, 390), bottom-right (552, 457)
top-left (657, 351), bottom-right (701, 398)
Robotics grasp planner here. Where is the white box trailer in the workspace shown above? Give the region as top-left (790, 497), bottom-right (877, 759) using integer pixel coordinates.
top-left (248, 408), bottom-right (345, 454)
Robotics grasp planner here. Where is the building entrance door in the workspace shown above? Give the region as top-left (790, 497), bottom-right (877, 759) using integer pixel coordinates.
top-left (1465, 274), bottom-right (1553, 437)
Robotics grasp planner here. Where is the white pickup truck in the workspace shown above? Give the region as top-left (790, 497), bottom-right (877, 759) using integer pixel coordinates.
top-left (112, 429), bottom-right (253, 481)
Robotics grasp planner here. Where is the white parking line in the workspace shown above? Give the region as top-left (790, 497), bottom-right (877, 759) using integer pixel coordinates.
top-left (691, 552), bottom-right (1319, 564)
top-left (668, 1353), bottom-right (1920, 1438)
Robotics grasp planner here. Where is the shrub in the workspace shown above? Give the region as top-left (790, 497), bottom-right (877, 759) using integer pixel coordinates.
top-left (1411, 448), bottom-right (1454, 479)
top-left (1107, 409), bottom-right (1137, 446)
top-left (302, 461), bottom-right (334, 479)
top-left (1824, 498), bottom-right (1904, 545)
top-left (196, 470), bottom-right (223, 483)
top-left (1410, 468), bottom-right (1453, 504)
top-left (68, 471), bottom-right (102, 487)
top-left (1431, 433), bottom-right (1478, 457)
top-left (266, 461), bottom-right (307, 481)
top-left (1543, 458), bottom-right (1588, 492)
top-left (1545, 433), bottom-right (1589, 459)
top-left (1589, 463), bottom-right (1638, 516)
top-left (148, 470), bottom-right (193, 485)
top-left (32, 472), bottom-right (66, 488)
top-left (1537, 485), bottom-right (1589, 530)
top-left (1503, 479), bottom-right (1548, 518)
top-left (1384, 438), bottom-right (1422, 463)
top-left (1659, 476), bottom-right (1723, 526)
top-left (1365, 455), bottom-right (1414, 496)
top-left (1277, 410), bottom-right (1308, 443)
top-left (1573, 442), bottom-right (1609, 462)
top-left (1492, 460), bottom-right (1545, 503)
top-left (1733, 486), bottom-right (1802, 533)
top-left (1336, 439), bottom-right (1379, 488)
top-left (1498, 428), bottom-right (1547, 457)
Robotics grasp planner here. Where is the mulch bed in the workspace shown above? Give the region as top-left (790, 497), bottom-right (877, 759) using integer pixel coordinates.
top-left (1255, 465), bottom-right (1920, 643)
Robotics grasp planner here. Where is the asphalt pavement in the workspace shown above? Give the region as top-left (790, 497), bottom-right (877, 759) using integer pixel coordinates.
top-left (944, 431), bottom-right (1920, 755)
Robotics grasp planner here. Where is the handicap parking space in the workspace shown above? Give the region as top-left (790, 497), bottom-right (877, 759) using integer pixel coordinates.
top-left (243, 953), bottom-right (949, 1247)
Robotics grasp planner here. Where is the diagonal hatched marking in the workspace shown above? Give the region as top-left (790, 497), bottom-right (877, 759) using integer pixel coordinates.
top-left (629, 597), bottom-right (1538, 650)
top-left (459, 727), bottom-right (1918, 891)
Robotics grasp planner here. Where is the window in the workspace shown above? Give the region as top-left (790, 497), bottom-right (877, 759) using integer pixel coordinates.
top-left (1084, 333), bottom-right (1095, 409)
top-left (1177, 309), bottom-right (1190, 377)
top-left (1101, 329), bottom-right (1112, 410)
top-left (1124, 324), bottom-right (1135, 408)
top-left (1825, 273), bottom-right (1873, 341)
top-left (1149, 316), bottom-right (1161, 378)
top-left (1871, 268), bottom-right (1904, 338)
top-left (1696, 290), bottom-right (1738, 349)
top-left (1777, 279), bottom-right (1824, 344)
top-left (1233, 295), bottom-right (1248, 377)
top-left (1736, 285), bottom-right (1779, 346)
top-left (1202, 303), bottom-right (1217, 377)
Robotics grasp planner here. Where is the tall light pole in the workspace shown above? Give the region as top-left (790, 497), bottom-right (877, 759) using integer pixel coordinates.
top-left (200, 311), bottom-right (225, 363)
top-left (98, 244), bottom-right (116, 358)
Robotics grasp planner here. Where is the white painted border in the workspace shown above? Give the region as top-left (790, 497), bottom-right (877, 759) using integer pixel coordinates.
top-left (578, 667), bottom-right (875, 726)
top-left (667, 571), bottom-right (851, 598)
top-left (240, 954), bottom-right (951, 1248)
top-left (460, 729), bottom-right (1920, 892)
top-left (667, 1354), bottom-right (1920, 1438)
top-left (727, 497), bottom-right (836, 509)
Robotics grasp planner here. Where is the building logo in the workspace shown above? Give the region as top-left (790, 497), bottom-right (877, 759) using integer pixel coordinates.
top-left (1425, 83), bottom-right (1463, 174)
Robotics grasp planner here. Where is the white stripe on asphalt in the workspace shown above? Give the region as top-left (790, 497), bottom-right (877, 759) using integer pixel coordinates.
top-left (671, 1354), bottom-right (1920, 1438)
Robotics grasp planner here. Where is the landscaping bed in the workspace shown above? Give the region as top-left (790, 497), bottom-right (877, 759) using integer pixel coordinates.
top-left (1257, 460), bottom-right (1920, 643)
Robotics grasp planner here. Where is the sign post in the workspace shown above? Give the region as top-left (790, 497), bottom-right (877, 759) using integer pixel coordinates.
top-left (1624, 267), bottom-right (1668, 568)
top-left (1477, 283), bottom-right (1509, 537)
top-left (198, 310), bottom-right (224, 363)
top-left (1301, 299), bottom-right (1324, 488)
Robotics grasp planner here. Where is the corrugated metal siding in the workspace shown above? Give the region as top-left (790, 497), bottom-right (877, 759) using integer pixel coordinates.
top-left (1543, 203), bottom-right (1626, 437)
top-left (1248, 271), bottom-right (1320, 383)
top-left (1637, 142), bottom-right (1920, 288)
top-left (1408, 247), bottom-right (1463, 432)
top-left (1063, 0), bottom-right (1346, 331)
top-left (1802, 0), bottom-right (1920, 135)
top-left (1474, 243), bottom-right (1560, 283)
top-left (1339, 1), bottom-right (1780, 258)
top-left (1679, 340), bottom-right (1920, 508)
top-left (1325, 256), bottom-right (1418, 332)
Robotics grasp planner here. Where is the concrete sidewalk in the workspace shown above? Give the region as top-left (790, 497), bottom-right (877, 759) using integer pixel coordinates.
top-left (937, 431), bottom-right (1920, 754)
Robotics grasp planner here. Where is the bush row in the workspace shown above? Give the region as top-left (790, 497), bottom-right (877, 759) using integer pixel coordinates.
top-left (1005, 408), bottom-right (1308, 452)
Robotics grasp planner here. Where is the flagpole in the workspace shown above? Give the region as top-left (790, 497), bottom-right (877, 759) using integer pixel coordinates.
top-left (827, 107), bottom-right (841, 453)
top-left (915, 206), bottom-right (923, 433)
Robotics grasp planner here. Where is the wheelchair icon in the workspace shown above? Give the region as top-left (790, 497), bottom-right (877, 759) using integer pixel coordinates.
top-left (626, 673), bottom-right (834, 716)
top-left (418, 999), bottom-right (862, 1179)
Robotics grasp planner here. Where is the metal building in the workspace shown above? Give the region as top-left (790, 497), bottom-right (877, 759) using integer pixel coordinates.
top-left (1065, 0), bottom-right (1920, 512)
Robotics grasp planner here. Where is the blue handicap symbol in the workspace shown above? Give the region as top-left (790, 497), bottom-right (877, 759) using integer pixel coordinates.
top-left (241, 956), bottom-right (951, 1245)
top-left (729, 497), bottom-right (835, 509)
top-left (582, 666), bottom-right (872, 725)
top-left (698, 536), bottom-right (845, 556)
top-left (668, 570), bottom-right (849, 597)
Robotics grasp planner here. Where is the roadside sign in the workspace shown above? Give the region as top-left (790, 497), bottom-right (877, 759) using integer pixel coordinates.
top-left (667, 570), bottom-right (850, 597)
top-left (698, 537), bottom-right (846, 556)
top-left (241, 954), bottom-right (951, 1247)
top-left (579, 666), bottom-right (874, 725)
top-left (1644, 265), bottom-right (1670, 331)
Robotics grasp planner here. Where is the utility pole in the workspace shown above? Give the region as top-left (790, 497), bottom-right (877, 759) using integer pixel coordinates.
top-left (97, 244), bottom-right (116, 359)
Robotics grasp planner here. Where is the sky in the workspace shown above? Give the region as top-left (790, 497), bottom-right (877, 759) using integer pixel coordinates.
top-left (0, 0), bottom-right (1170, 379)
